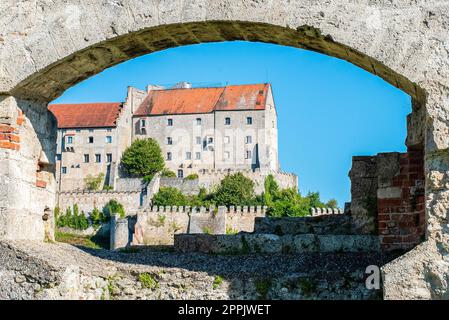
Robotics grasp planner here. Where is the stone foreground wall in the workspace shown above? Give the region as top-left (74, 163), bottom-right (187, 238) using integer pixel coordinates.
top-left (112, 206), bottom-right (267, 248)
top-left (348, 149), bottom-right (426, 251)
top-left (0, 241), bottom-right (383, 300)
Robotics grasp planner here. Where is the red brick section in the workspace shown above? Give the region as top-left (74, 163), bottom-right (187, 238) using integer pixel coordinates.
top-left (378, 147), bottom-right (425, 251)
top-left (36, 163), bottom-right (47, 189)
top-left (0, 123), bottom-right (20, 151)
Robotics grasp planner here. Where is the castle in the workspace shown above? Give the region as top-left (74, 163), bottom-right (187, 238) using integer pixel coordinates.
top-left (49, 82), bottom-right (296, 193)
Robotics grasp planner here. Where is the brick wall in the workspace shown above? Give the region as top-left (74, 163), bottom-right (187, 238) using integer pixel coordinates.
top-left (377, 147), bottom-right (425, 251)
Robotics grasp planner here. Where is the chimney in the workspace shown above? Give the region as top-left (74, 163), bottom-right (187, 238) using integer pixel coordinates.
top-left (146, 85), bottom-right (165, 93)
top-left (173, 82), bottom-right (192, 89)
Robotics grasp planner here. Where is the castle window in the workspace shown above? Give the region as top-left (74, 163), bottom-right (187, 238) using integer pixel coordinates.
top-left (107, 128), bottom-right (112, 132)
top-left (246, 117), bottom-right (253, 125)
top-left (88, 136), bottom-right (94, 144)
top-left (89, 129), bottom-right (94, 132)
top-left (195, 152), bottom-right (201, 160)
top-left (245, 150), bottom-right (252, 159)
top-left (62, 167), bottom-right (67, 174)
top-left (245, 136), bottom-right (252, 144)
top-left (224, 151), bottom-right (230, 160)
top-left (140, 119), bottom-right (146, 127)
top-left (84, 154), bottom-right (89, 163)
top-left (186, 152), bottom-right (192, 160)
top-left (106, 136), bottom-right (112, 143)
top-left (167, 137), bottom-right (173, 145)
top-left (167, 118), bottom-right (173, 126)
top-left (95, 154), bottom-right (101, 163)
top-left (177, 170), bottom-right (184, 178)
top-left (167, 152), bottom-right (172, 161)
top-left (107, 153), bottom-right (112, 163)
top-left (76, 129), bottom-right (81, 132)
top-left (66, 136), bottom-right (73, 144)
top-left (224, 136), bottom-right (230, 144)
top-left (196, 118), bottom-right (202, 125)
top-left (196, 137), bottom-right (201, 145)
top-left (225, 117), bottom-right (231, 125)
top-left (208, 137), bottom-right (213, 144)
top-left (56, 154), bottom-right (61, 161)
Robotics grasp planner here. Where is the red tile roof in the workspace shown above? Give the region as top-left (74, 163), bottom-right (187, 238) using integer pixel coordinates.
top-left (48, 103), bottom-right (123, 129)
top-left (134, 83), bottom-right (270, 116)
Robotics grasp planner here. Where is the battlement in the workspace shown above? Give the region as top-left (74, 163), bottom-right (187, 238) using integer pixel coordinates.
top-left (310, 207), bottom-right (344, 216)
top-left (143, 205), bottom-right (268, 215)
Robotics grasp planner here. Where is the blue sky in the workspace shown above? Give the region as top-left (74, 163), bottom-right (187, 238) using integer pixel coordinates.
top-left (52, 41), bottom-right (411, 206)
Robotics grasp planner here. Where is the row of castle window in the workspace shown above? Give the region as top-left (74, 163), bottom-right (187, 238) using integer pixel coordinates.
top-left (140, 117), bottom-right (253, 128)
top-left (60, 153), bottom-right (112, 174)
top-left (166, 150), bottom-right (252, 161)
top-left (65, 136), bottom-right (112, 144)
top-left (166, 136), bottom-right (252, 145)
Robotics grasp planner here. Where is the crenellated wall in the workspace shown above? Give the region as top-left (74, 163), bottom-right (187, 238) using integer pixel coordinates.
top-left (112, 205), bottom-right (267, 248)
top-left (57, 190), bottom-right (142, 215)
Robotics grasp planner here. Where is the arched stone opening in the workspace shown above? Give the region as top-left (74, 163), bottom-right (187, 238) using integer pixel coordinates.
top-left (1, 1), bottom-right (447, 299)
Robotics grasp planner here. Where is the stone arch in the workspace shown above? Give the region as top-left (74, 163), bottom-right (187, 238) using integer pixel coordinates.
top-left (1, 1), bottom-right (448, 299)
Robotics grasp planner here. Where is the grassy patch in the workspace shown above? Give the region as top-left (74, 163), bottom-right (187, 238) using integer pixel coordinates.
top-left (202, 227), bottom-right (212, 235)
top-left (55, 231), bottom-right (104, 249)
top-left (213, 275), bottom-right (223, 290)
top-left (226, 226), bottom-right (239, 235)
top-left (255, 278), bottom-right (272, 299)
top-left (297, 278), bottom-right (317, 296)
top-left (139, 273), bottom-right (159, 290)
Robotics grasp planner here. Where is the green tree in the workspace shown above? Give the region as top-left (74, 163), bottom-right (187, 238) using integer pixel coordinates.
top-left (84, 173), bottom-right (105, 191)
top-left (185, 173), bottom-right (199, 180)
top-left (120, 138), bottom-right (164, 182)
top-left (90, 207), bottom-right (104, 227)
top-left (160, 168), bottom-right (176, 178)
top-left (103, 199), bottom-right (125, 219)
top-left (212, 173), bottom-right (255, 206)
top-left (152, 187), bottom-right (189, 207)
top-left (307, 191), bottom-right (325, 208)
top-left (263, 174), bottom-right (279, 206)
top-left (326, 199), bottom-right (338, 209)
top-left (267, 188), bottom-right (311, 217)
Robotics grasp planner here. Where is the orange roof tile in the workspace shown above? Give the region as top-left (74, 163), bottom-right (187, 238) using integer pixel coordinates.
top-left (134, 83), bottom-right (269, 116)
top-left (48, 103), bottom-right (123, 129)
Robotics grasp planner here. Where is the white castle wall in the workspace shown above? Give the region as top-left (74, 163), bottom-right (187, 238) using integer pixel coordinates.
top-left (57, 190), bottom-right (142, 216)
top-left (197, 168), bottom-right (298, 194)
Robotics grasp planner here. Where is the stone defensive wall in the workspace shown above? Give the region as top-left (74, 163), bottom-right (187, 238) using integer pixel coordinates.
top-left (197, 168), bottom-right (298, 194)
top-left (57, 190), bottom-right (142, 215)
top-left (111, 205), bottom-right (267, 249)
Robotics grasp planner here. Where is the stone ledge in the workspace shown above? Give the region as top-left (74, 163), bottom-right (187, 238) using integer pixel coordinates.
top-left (174, 233), bottom-right (381, 254)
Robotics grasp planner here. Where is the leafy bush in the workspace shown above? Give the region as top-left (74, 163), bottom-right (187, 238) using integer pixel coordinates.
top-left (212, 173), bottom-right (255, 206)
top-left (90, 207), bottom-right (107, 227)
top-left (120, 138), bottom-right (164, 182)
top-left (185, 173), bottom-right (199, 180)
top-left (139, 273), bottom-right (159, 289)
top-left (103, 199), bottom-right (125, 219)
top-left (103, 185), bottom-right (113, 191)
top-left (56, 204), bottom-right (90, 230)
top-left (84, 173), bottom-right (105, 191)
top-left (326, 199), bottom-right (338, 209)
top-left (161, 168), bottom-right (177, 178)
top-left (152, 187), bottom-right (189, 207)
